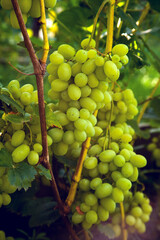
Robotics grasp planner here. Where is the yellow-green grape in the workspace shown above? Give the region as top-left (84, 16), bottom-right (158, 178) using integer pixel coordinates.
top-left (47, 63), bottom-right (58, 75)
top-left (81, 59), bottom-right (96, 75)
top-left (104, 60), bottom-right (119, 81)
top-left (44, 0), bottom-right (57, 8)
top-left (48, 128), bottom-right (64, 143)
top-left (112, 44), bottom-right (129, 57)
top-left (74, 73), bottom-right (88, 87)
top-left (2, 192), bottom-right (11, 205)
top-left (11, 130), bottom-right (25, 147)
top-left (97, 205), bottom-right (109, 221)
top-left (53, 142), bottom-right (68, 156)
top-left (121, 162), bottom-right (134, 177)
top-left (121, 55), bottom-right (129, 65)
top-left (20, 92), bottom-right (32, 105)
top-left (12, 144), bottom-right (30, 163)
top-left (81, 85), bottom-right (91, 97)
top-left (71, 62), bottom-right (82, 76)
top-left (58, 44), bottom-right (75, 60)
top-left (126, 215), bottom-right (136, 226)
top-left (80, 97), bottom-right (96, 113)
top-left (1, 0), bottom-right (13, 9)
top-left (8, 85), bottom-right (21, 99)
top-left (20, 84), bottom-right (33, 93)
top-left (100, 198), bottom-right (116, 213)
top-left (72, 211), bottom-right (85, 224)
top-left (95, 183), bottom-right (113, 199)
top-left (58, 63), bottom-right (71, 81)
top-left (48, 89), bottom-right (60, 100)
top-left (49, 51), bottom-right (64, 65)
top-left (51, 79), bottom-right (68, 92)
top-left (81, 38), bottom-right (96, 49)
top-left (99, 150), bottom-right (116, 163)
top-left (1, 175), bottom-right (17, 194)
top-left (47, 135), bottom-right (53, 146)
top-left (0, 230), bottom-right (5, 240)
top-left (8, 80), bottom-right (20, 89)
top-left (27, 151), bottom-right (39, 165)
top-left (130, 154), bottom-right (147, 168)
top-left (10, 10), bottom-right (27, 29)
top-left (31, 90), bottom-right (38, 103)
top-left (82, 220), bottom-right (92, 230)
top-left (87, 49), bottom-right (97, 59)
top-left (33, 143), bottom-right (43, 153)
top-left (29, 0), bottom-right (41, 18)
top-left (90, 89), bottom-right (104, 103)
top-left (116, 178), bottom-right (132, 191)
top-left (18, 0), bottom-right (32, 13)
top-left (75, 50), bottom-right (88, 63)
top-left (95, 56), bottom-right (105, 66)
top-left (112, 187), bottom-right (124, 203)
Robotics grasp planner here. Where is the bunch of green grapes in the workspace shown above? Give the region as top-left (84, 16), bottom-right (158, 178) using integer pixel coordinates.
top-left (47, 39), bottom-right (131, 157)
top-left (1, 80), bottom-right (53, 166)
top-left (1, 0), bottom-right (57, 29)
top-left (147, 135), bottom-right (160, 166)
top-left (0, 230), bottom-right (14, 240)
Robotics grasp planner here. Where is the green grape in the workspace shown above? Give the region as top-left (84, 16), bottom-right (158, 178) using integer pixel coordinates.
top-left (58, 44), bottom-right (75, 60)
top-left (48, 89), bottom-right (60, 100)
top-left (116, 178), bottom-right (132, 191)
top-left (57, 63), bottom-right (71, 81)
top-left (112, 224), bottom-right (121, 237)
top-left (82, 59), bottom-right (96, 75)
top-left (90, 88), bottom-right (104, 103)
top-left (31, 90), bottom-right (38, 103)
top-left (85, 121), bottom-right (95, 137)
top-left (120, 149), bottom-right (131, 161)
top-left (71, 62), bottom-right (82, 76)
top-left (82, 220), bottom-right (92, 230)
top-left (74, 118), bottom-right (87, 131)
top-left (8, 85), bottom-right (21, 99)
top-left (113, 155), bottom-right (125, 167)
top-left (4, 141), bottom-right (15, 153)
top-left (90, 178), bottom-right (102, 190)
top-left (127, 104), bottom-right (138, 116)
top-left (29, 0), bottom-right (41, 18)
top-left (129, 167), bottom-right (138, 182)
top-left (130, 154), bottom-right (147, 168)
top-left (97, 205), bottom-right (109, 221)
top-left (95, 66), bottom-right (106, 81)
top-left (74, 129), bottom-right (87, 142)
top-left (120, 143), bottom-right (133, 151)
top-left (2, 193), bottom-right (11, 205)
top-left (67, 107), bottom-right (79, 121)
top-left (85, 193), bottom-right (97, 206)
top-left (121, 162), bottom-right (134, 177)
top-left (62, 131), bottom-right (74, 145)
top-left (134, 192), bottom-right (144, 204)
top-left (95, 56), bottom-right (105, 66)
top-left (68, 84), bottom-right (81, 100)
top-left (112, 44), bottom-right (128, 57)
top-left (69, 100), bottom-right (81, 109)
top-left (27, 151), bottom-right (39, 165)
top-left (104, 61), bottom-right (119, 81)
top-left (0, 230), bottom-right (5, 240)
top-left (1, 0), bottom-right (13, 9)
top-left (79, 109), bottom-right (90, 119)
top-left (88, 73), bottom-right (99, 88)
top-left (48, 128), bottom-right (63, 143)
top-left (47, 63), bottom-right (58, 75)
top-left (51, 79), bottom-right (68, 92)
top-left (87, 49), bottom-right (97, 59)
top-left (85, 210), bottom-right (98, 224)
top-left (61, 90), bottom-right (70, 102)
top-left (44, 0), bottom-right (57, 8)
top-left (95, 183), bottom-right (112, 199)
top-left (110, 127), bottom-right (123, 140)
top-left (72, 211), bottom-right (85, 224)
top-left (49, 51), bottom-right (64, 65)
top-left (80, 97), bottom-right (96, 113)
top-left (88, 166), bottom-right (99, 178)
top-left (10, 10), bottom-right (27, 29)
top-left (103, 91), bottom-right (112, 104)
top-left (47, 135), bottom-right (53, 146)
top-left (79, 179), bottom-right (90, 191)
top-left (112, 187), bottom-right (124, 203)
top-left (98, 162), bottom-right (109, 174)
top-left (121, 133), bottom-right (132, 143)
top-left (0, 167), bottom-right (5, 177)
top-left (20, 92), bottom-right (32, 105)
top-left (126, 215), bottom-right (136, 226)
top-left (12, 144), bottom-right (30, 163)
top-left (55, 112), bottom-right (69, 126)
top-left (141, 213), bottom-right (150, 223)
top-left (116, 62), bottom-right (123, 69)
top-left (98, 81), bottom-right (109, 93)
top-left (109, 162), bottom-right (117, 171)
top-left (100, 198), bottom-right (116, 213)
top-left (1, 175), bottom-right (17, 193)
top-left (141, 203), bottom-right (152, 214)
top-left (88, 144), bottom-right (102, 156)
top-left (74, 73), bottom-right (88, 87)
top-left (53, 142), bottom-right (68, 156)
top-left (80, 86), bottom-right (92, 99)
top-left (81, 38), bottom-right (96, 49)
top-left (80, 203), bottom-right (91, 212)
top-left (75, 49), bottom-right (88, 63)
top-left (58, 100), bottom-right (68, 112)
top-left (131, 207), bottom-right (143, 217)
top-left (30, 124), bottom-right (41, 134)
top-left (147, 143), bottom-right (156, 151)
top-left (99, 150), bottom-right (116, 163)
top-left (109, 142), bottom-right (119, 154)
top-left (84, 157), bottom-right (98, 170)
top-left (121, 55), bottom-right (129, 65)
top-left (11, 130), bottom-right (25, 147)
top-left (18, 0), bottom-right (32, 13)
top-left (112, 54), bottom-right (120, 63)
top-left (33, 143), bottom-right (43, 153)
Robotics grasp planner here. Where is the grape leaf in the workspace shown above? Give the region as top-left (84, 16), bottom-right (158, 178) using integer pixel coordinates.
top-left (45, 105), bottom-right (62, 128)
top-left (2, 112), bottom-right (31, 123)
top-left (36, 165), bottom-right (51, 180)
top-left (127, 120), bottom-right (150, 139)
top-left (8, 162), bottom-right (37, 191)
top-left (117, 8), bottom-right (137, 29)
top-left (0, 148), bottom-right (13, 167)
top-left (0, 93), bottom-right (25, 114)
top-left (56, 156), bottom-right (77, 168)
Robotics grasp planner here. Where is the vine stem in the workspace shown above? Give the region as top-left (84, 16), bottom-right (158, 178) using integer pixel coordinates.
top-left (115, 0), bottom-right (129, 39)
top-left (65, 110), bottom-right (98, 208)
top-left (105, 0), bottom-right (115, 54)
top-left (120, 202), bottom-right (128, 240)
top-left (137, 78), bottom-right (160, 124)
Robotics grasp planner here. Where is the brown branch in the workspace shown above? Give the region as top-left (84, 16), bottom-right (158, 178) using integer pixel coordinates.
top-left (8, 62), bottom-right (35, 76)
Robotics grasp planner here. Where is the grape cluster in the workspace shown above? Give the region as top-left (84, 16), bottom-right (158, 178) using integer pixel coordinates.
top-left (0, 80), bottom-right (54, 166)
top-left (1, 0), bottom-right (57, 29)
top-left (0, 230), bottom-right (14, 240)
top-left (47, 39), bottom-right (132, 157)
top-left (147, 135), bottom-right (160, 166)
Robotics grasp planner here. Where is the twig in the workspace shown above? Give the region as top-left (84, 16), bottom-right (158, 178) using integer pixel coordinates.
top-left (96, 20), bottom-right (103, 49)
top-left (105, 0), bottom-right (115, 54)
top-left (138, 94), bottom-right (160, 105)
top-left (120, 202), bottom-right (128, 240)
top-left (65, 110), bottom-right (98, 208)
top-left (8, 62), bottom-right (35, 76)
top-left (137, 78), bottom-right (160, 124)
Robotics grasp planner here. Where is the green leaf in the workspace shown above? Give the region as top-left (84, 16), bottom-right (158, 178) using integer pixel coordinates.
top-left (148, 0), bottom-right (160, 11)
top-left (45, 105), bottom-right (62, 128)
top-left (0, 148), bottom-right (13, 167)
top-left (36, 165), bottom-right (51, 180)
top-left (0, 93), bottom-right (25, 114)
top-left (117, 8), bottom-right (137, 29)
top-left (128, 120), bottom-right (150, 139)
top-left (2, 112), bottom-right (31, 123)
top-left (8, 162), bottom-right (37, 191)
top-left (56, 156), bottom-right (77, 168)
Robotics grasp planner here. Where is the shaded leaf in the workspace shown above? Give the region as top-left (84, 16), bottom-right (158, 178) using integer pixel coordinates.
top-left (118, 8), bottom-right (137, 29)
top-left (148, 0), bottom-right (160, 11)
top-left (45, 105), bottom-right (61, 128)
top-left (56, 156), bottom-right (77, 168)
top-left (36, 165), bottom-right (51, 180)
top-left (2, 112), bottom-right (31, 123)
top-left (0, 148), bottom-right (13, 167)
top-left (0, 93), bottom-right (25, 114)
top-left (8, 162), bottom-right (37, 191)
top-left (128, 120), bottom-right (150, 139)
